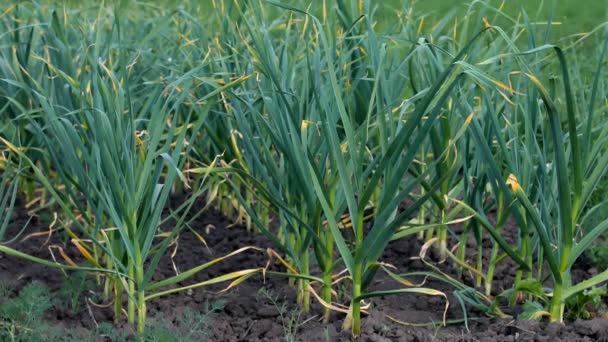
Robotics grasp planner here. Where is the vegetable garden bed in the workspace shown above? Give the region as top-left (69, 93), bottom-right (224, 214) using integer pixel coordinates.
top-left (2, 195), bottom-right (607, 341)
top-left (2, 0), bottom-right (608, 341)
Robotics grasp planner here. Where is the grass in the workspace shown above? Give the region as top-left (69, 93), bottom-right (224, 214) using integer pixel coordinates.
top-left (394, 0), bottom-right (607, 36)
top-left (1, 0), bottom-right (608, 339)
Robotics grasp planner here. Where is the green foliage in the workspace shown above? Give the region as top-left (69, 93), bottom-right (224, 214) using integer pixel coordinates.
top-left (0, 282), bottom-right (53, 341)
top-left (55, 272), bottom-right (94, 313)
top-left (142, 302), bottom-right (226, 342)
top-left (0, 154), bottom-right (21, 242)
top-left (588, 245), bottom-right (608, 272)
top-left (0, 279), bottom-right (225, 342)
top-left (1, 0), bottom-right (608, 338)
top-left (94, 322), bottom-right (128, 342)
top-left (177, 302), bottom-right (226, 341)
top-left (397, 0), bottom-right (606, 37)
top-left (1, 282), bottom-right (52, 328)
top-left (0, 1), bottom-right (251, 338)
top-left (518, 301), bottom-right (547, 321)
top-left (565, 286), bottom-right (607, 321)
top-left (257, 288), bottom-right (303, 342)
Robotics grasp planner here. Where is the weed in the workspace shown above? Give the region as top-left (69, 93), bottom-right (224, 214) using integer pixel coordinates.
top-left (257, 288), bottom-right (304, 342)
top-left (178, 302), bottom-right (226, 340)
top-left (0, 281), bottom-right (53, 341)
top-left (55, 271), bottom-right (95, 313)
top-left (95, 322), bottom-right (128, 342)
top-left (565, 286), bottom-right (607, 321)
top-left (142, 301), bottom-right (225, 342)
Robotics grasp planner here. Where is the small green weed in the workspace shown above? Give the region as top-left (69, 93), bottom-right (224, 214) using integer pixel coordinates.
top-left (565, 286), bottom-right (607, 321)
top-left (0, 280), bottom-right (225, 341)
top-left (55, 271), bottom-right (96, 313)
top-left (257, 288), bottom-right (303, 342)
top-left (0, 281), bottom-right (53, 341)
top-left (143, 301), bottom-right (226, 342)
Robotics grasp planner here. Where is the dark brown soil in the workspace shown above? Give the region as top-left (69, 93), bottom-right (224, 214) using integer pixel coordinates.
top-left (1, 195), bottom-right (608, 341)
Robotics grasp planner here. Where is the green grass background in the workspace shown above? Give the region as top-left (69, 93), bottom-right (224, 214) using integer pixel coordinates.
top-left (386, 0), bottom-right (608, 36)
top-left (105, 1), bottom-right (607, 39)
top-left (61, 0), bottom-right (607, 36)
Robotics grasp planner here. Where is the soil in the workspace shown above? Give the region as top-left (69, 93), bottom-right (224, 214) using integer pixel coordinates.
top-left (1, 195), bottom-right (608, 341)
